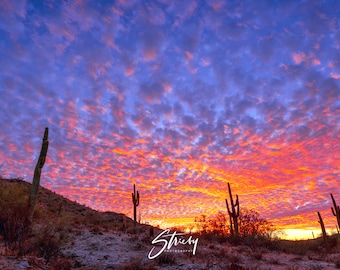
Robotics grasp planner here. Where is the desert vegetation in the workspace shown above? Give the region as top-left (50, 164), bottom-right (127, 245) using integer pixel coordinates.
top-left (194, 183), bottom-right (277, 239)
top-left (2, 178), bottom-right (340, 269)
top-left (0, 178), bottom-right (158, 269)
top-left (1, 129), bottom-right (340, 269)
top-left (185, 183), bottom-right (340, 269)
top-left (132, 183), bottom-right (140, 224)
top-left (192, 183), bottom-right (280, 256)
top-left (0, 129), bottom-right (153, 269)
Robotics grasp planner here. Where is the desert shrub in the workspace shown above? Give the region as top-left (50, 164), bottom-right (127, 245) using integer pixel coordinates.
top-left (194, 214), bottom-right (209, 234)
top-left (276, 237), bottom-right (328, 255)
top-left (195, 209), bottom-right (277, 240)
top-left (49, 256), bottom-right (73, 270)
top-left (324, 235), bottom-right (340, 253)
top-left (85, 212), bottom-right (102, 226)
top-left (157, 252), bottom-right (176, 265)
top-left (251, 250), bottom-right (264, 260)
top-left (224, 209), bottom-right (280, 248)
top-left (335, 255), bottom-right (340, 268)
top-left (1, 207), bottom-right (30, 250)
top-left (193, 208), bottom-right (283, 252)
top-left (198, 232), bottom-right (229, 244)
top-left (30, 223), bottom-right (65, 261)
top-left (229, 254), bottom-right (242, 264)
top-left (0, 181), bottom-right (30, 251)
top-left (239, 233), bottom-right (279, 250)
top-left (0, 181), bottom-right (65, 258)
top-left (195, 212), bottom-right (229, 236)
top-left (228, 262), bottom-right (244, 270)
top-left (268, 258), bottom-right (281, 265)
top-left (90, 225), bottom-right (103, 234)
top-left (55, 218), bottom-right (72, 235)
top-left (208, 211), bottom-right (228, 235)
top-left (238, 208), bottom-right (275, 238)
top-left (117, 258), bottom-right (145, 270)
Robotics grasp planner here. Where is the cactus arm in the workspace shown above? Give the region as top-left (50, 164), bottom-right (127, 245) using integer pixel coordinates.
top-left (330, 193), bottom-right (340, 231)
top-left (228, 183), bottom-right (234, 210)
top-left (226, 199), bottom-right (231, 214)
top-left (332, 207), bottom-right (336, 216)
top-left (235, 195), bottom-right (240, 217)
top-left (226, 182), bottom-right (240, 236)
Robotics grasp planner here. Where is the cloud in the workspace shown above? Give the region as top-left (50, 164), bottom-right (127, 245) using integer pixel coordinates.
top-left (0, 0), bottom-right (339, 235)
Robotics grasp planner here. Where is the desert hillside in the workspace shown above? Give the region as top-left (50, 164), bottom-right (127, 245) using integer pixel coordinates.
top-left (0, 178), bottom-right (132, 228)
top-left (1, 178), bottom-right (340, 269)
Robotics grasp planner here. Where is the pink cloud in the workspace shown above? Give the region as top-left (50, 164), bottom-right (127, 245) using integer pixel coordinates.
top-left (125, 66), bottom-right (135, 77)
top-left (312, 58), bottom-right (321, 65)
top-left (143, 49), bottom-right (158, 61)
top-left (330, 72), bottom-right (340, 79)
top-left (292, 52), bottom-right (307, 64)
top-left (292, 52), bottom-right (321, 66)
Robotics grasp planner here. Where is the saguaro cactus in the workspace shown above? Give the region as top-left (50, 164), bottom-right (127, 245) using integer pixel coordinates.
top-left (226, 182), bottom-right (239, 236)
top-left (28, 128), bottom-right (49, 220)
top-left (317, 211), bottom-right (327, 241)
top-left (331, 193), bottom-right (340, 231)
top-left (132, 184), bottom-right (140, 223)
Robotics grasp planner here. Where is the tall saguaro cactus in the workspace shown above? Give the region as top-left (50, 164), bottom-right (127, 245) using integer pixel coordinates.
top-left (28, 127), bottom-right (49, 221)
top-left (226, 182), bottom-right (239, 236)
top-left (317, 211), bottom-right (327, 241)
top-left (132, 184), bottom-right (140, 223)
top-left (331, 193), bottom-right (340, 231)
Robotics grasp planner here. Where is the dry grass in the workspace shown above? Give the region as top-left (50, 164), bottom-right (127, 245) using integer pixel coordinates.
top-left (0, 178), bottom-right (139, 265)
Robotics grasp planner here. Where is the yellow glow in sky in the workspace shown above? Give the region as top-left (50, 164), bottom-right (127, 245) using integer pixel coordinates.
top-left (282, 228), bottom-right (337, 240)
top-left (282, 229), bottom-right (317, 240)
top-left (147, 217), bottom-right (333, 241)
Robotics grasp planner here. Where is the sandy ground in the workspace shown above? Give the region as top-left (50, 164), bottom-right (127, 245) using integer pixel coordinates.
top-left (1, 227), bottom-right (340, 269)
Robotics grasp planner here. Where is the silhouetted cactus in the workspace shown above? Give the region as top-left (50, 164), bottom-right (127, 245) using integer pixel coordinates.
top-left (317, 211), bottom-right (327, 241)
top-left (132, 184), bottom-right (140, 223)
top-left (331, 193), bottom-right (340, 232)
top-left (226, 182), bottom-right (239, 236)
top-left (28, 128), bottom-right (49, 221)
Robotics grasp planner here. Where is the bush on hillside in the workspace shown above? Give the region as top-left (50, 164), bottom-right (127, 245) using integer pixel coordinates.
top-left (0, 181), bottom-right (30, 252)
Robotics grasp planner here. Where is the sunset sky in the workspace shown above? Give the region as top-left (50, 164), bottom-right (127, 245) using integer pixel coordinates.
top-left (0, 0), bottom-right (340, 240)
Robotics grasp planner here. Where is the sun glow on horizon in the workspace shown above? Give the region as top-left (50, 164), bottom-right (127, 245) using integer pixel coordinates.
top-left (281, 229), bottom-right (319, 240)
top-left (144, 217), bottom-right (331, 241)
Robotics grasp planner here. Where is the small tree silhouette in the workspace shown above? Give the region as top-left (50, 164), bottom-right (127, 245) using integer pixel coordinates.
top-left (208, 211), bottom-right (228, 235)
top-left (238, 208), bottom-right (274, 237)
top-left (194, 214), bottom-right (208, 234)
